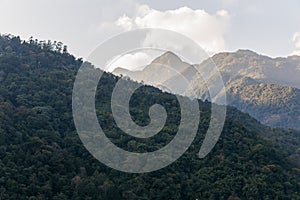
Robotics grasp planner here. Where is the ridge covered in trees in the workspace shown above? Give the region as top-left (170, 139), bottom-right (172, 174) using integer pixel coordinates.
top-left (0, 34), bottom-right (299, 199)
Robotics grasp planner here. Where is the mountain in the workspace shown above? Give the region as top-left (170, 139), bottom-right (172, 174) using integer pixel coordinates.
top-left (226, 80), bottom-right (300, 129)
top-left (201, 49), bottom-right (300, 89)
top-left (114, 50), bottom-right (300, 130)
top-left (188, 50), bottom-right (300, 130)
top-left (0, 34), bottom-right (300, 199)
top-left (113, 51), bottom-right (196, 94)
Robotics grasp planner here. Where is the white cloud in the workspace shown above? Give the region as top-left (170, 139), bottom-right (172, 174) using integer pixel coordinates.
top-left (108, 52), bottom-right (154, 71)
top-left (95, 5), bottom-right (231, 71)
top-left (291, 32), bottom-right (300, 55)
top-left (115, 6), bottom-right (230, 54)
top-left (292, 32), bottom-right (300, 48)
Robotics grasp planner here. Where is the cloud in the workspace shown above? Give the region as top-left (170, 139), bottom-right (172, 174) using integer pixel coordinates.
top-left (107, 52), bottom-right (155, 71)
top-left (292, 32), bottom-right (300, 48)
top-left (115, 6), bottom-right (230, 54)
top-left (96, 5), bottom-right (231, 71)
top-left (291, 32), bottom-right (300, 55)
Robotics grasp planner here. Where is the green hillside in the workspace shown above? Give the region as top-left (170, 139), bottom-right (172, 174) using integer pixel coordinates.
top-left (227, 79), bottom-right (300, 130)
top-left (0, 34), bottom-right (299, 199)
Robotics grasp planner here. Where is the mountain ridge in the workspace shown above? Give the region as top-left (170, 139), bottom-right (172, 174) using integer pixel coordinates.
top-left (113, 49), bottom-right (300, 130)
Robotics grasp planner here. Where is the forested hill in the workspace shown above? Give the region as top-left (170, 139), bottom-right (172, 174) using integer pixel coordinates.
top-left (0, 34), bottom-right (299, 199)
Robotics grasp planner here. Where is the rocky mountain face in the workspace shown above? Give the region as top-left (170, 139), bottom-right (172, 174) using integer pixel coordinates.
top-left (113, 50), bottom-right (300, 130)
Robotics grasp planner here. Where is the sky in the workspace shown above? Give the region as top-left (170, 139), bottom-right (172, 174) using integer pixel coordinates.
top-left (1, 0), bottom-right (300, 70)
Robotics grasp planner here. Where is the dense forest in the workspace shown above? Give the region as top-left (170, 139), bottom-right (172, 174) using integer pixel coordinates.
top-left (0, 34), bottom-right (299, 199)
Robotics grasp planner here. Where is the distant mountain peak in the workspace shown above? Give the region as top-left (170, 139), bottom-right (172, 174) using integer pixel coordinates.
top-left (287, 54), bottom-right (300, 60)
top-left (151, 51), bottom-right (182, 64)
top-left (209, 49), bottom-right (260, 62)
top-left (235, 49), bottom-right (259, 56)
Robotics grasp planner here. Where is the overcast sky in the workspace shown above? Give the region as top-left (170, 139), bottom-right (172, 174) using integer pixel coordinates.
top-left (1, 0), bottom-right (300, 69)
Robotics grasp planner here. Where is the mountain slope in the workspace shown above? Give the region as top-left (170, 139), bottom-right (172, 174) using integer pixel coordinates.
top-left (205, 49), bottom-right (300, 89)
top-left (112, 51), bottom-right (195, 94)
top-left (188, 50), bottom-right (300, 130)
top-left (0, 34), bottom-right (300, 199)
top-left (227, 80), bottom-right (300, 129)
top-left (114, 49), bottom-right (300, 130)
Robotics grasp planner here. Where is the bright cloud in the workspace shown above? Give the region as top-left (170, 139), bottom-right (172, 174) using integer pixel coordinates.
top-left (115, 6), bottom-right (230, 54)
top-left (108, 52), bottom-right (155, 71)
top-left (291, 32), bottom-right (300, 55)
top-left (98, 5), bottom-right (231, 71)
top-left (292, 32), bottom-right (300, 49)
